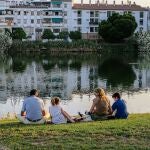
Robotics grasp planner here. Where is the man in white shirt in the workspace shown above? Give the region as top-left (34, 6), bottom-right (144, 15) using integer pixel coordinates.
top-left (17, 89), bottom-right (46, 124)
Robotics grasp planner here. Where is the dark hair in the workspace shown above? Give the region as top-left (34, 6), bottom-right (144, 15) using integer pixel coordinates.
top-left (30, 89), bottom-right (39, 96)
top-left (51, 97), bottom-right (60, 106)
top-left (112, 93), bottom-right (121, 99)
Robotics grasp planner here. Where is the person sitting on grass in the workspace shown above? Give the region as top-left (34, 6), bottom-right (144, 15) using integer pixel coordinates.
top-left (109, 93), bottom-right (128, 119)
top-left (88, 88), bottom-right (112, 120)
top-left (49, 97), bottom-right (75, 124)
top-left (17, 89), bottom-right (46, 124)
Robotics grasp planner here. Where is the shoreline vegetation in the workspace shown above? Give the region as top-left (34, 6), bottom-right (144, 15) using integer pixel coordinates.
top-left (0, 114), bottom-right (150, 149)
top-left (8, 38), bottom-right (137, 53)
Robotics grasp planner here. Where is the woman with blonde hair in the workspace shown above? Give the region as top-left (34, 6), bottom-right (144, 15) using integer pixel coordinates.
top-left (89, 88), bottom-right (112, 120)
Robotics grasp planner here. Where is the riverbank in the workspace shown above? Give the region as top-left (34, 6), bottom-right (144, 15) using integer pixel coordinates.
top-left (8, 39), bottom-right (137, 53)
top-left (0, 114), bottom-right (150, 150)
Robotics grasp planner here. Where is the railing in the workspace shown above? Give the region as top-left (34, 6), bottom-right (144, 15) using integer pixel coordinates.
top-left (89, 22), bottom-right (99, 25)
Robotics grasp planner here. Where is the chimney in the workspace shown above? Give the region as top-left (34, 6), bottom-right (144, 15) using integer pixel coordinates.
top-left (89, 0), bottom-right (91, 5)
top-left (121, 1), bottom-right (123, 6)
top-left (113, 1), bottom-right (115, 6)
top-left (133, 1), bottom-right (136, 5)
top-left (129, 1), bottom-right (131, 6)
top-left (97, 0), bottom-right (100, 6)
top-left (106, 0), bottom-right (108, 6)
top-left (81, 0), bottom-right (83, 5)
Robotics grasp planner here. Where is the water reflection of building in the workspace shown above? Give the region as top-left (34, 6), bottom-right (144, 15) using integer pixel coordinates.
top-left (1, 58), bottom-right (150, 104)
top-left (133, 66), bottom-right (150, 89)
top-left (0, 61), bottom-right (107, 102)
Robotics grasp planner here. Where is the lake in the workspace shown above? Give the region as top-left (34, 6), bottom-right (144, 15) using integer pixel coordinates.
top-left (0, 51), bottom-right (150, 118)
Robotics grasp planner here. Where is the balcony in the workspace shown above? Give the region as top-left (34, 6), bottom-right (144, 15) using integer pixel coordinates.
top-left (89, 21), bottom-right (99, 25)
top-left (42, 22), bottom-right (51, 27)
top-left (42, 22), bottom-right (63, 27)
top-left (51, 22), bottom-right (63, 27)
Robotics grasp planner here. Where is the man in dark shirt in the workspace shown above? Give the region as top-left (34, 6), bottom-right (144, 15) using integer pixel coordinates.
top-left (110, 93), bottom-right (128, 119)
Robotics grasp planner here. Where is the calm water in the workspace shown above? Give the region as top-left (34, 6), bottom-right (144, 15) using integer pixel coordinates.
top-left (0, 51), bottom-right (150, 118)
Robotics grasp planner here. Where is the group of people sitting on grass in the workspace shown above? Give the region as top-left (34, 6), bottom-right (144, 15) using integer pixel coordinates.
top-left (17, 88), bottom-right (128, 124)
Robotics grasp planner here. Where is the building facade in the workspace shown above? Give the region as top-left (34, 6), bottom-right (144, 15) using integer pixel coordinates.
top-left (0, 0), bottom-right (148, 40)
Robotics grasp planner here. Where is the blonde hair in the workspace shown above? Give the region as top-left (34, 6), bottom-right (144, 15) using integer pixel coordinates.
top-left (94, 88), bottom-right (109, 104)
top-left (94, 88), bottom-right (106, 98)
top-left (51, 97), bottom-right (60, 106)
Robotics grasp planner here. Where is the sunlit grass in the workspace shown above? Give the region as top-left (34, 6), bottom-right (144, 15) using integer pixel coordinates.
top-left (0, 114), bottom-right (150, 150)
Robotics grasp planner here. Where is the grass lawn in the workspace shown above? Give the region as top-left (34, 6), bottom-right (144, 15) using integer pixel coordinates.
top-left (0, 114), bottom-right (150, 150)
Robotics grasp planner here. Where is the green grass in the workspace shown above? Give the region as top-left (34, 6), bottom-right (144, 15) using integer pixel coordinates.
top-left (0, 114), bottom-right (150, 150)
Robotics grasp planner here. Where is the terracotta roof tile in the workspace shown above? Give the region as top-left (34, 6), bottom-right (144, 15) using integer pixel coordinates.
top-left (72, 4), bottom-right (148, 11)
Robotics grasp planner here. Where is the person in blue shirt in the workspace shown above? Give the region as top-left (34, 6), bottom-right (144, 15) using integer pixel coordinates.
top-left (110, 93), bottom-right (128, 119)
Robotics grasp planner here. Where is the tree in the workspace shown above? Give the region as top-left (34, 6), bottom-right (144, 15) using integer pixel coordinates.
top-left (58, 31), bottom-right (69, 40)
top-left (12, 28), bottom-right (26, 40)
top-left (98, 13), bottom-right (137, 43)
top-left (69, 31), bottom-right (81, 40)
top-left (0, 33), bottom-right (12, 51)
top-left (42, 29), bottom-right (55, 40)
top-left (5, 28), bottom-right (12, 37)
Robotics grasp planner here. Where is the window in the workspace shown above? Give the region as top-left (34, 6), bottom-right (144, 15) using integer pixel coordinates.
top-left (31, 19), bottom-right (34, 24)
top-left (64, 3), bottom-right (67, 8)
top-left (17, 19), bottom-right (21, 24)
top-left (107, 11), bottom-right (111, 17)
top-left (37, 11), bottom-right (41, 16)
top-left (18, 11), bottom-right (20, 15)
top-left (90, 27), bottom-right (94, 32)
top-left (95, 11), bottom-right (99, 17)
top-left (95, 27), bottom-right (98, 32)
top-left (64, 11), bottom-right (67, 16)
top-left (140, 12), bottom-right (144, 18)
top-left (140, 19), bottom-right (143, 26)
top-left (23, 19), bottom-right (27, 24)
top-left (77, 27), bottom-right (81, 31)
top-left (90, 18), bottom-right (94, 24)
top-left (55, 12), bottom-right (59, 16)
top-left (45, 12), bottom-right (49, 16)
top-left (57, 4), bottom-right (61, 8)
top-left (53, 4), bottom-right (61, 8)
top-left (53, 28), bottom-right (60, 33)
top-left (31, 11), bottom-right (34, 15)
top-left (90, 11), bottom-right (94, 17)
top-left (37, 19), bottom-right (40, 24)
top-left (90, 18), bottom-right (98, 25)
top-left (95, 18), bottom-right (98, 23)
top-left (77, 10), bottom-right (81, 17)
top-left (24, 11), bottom-right (27, 15)
top-left (77, 18), bottom-right (81, 25)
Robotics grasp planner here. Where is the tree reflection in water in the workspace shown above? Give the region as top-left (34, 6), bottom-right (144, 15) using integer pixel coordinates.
top-left (98, 58), bottom-right (136, 88)
top-left (1, 52), bottom-right (150, 117)
top-left (0, 52), bottom-right (149, 105)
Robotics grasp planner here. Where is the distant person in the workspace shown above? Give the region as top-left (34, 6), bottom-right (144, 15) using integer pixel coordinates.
top-left (49, 97), bottom-right (75, 124)
top-left (109, 93), bottom-right (128, 119)
top-left (88, 88), bottom-right (112, 120)
top-left (17, 89), bottom-right (46, 124)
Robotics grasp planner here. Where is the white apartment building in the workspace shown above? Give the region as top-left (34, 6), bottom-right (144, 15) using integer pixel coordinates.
top-left (0, 0), bottom-right (149, 40)
top-left (71, 1), bottom-right (148, 39)
top-left (9, 5), bottom-right (47, 40)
